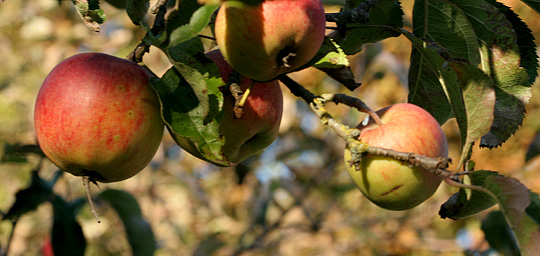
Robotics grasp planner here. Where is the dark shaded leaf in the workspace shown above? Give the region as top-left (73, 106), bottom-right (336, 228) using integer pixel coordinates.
top-left (1, 144), bottom-right (43, 163)
top-left (103, 0), bottom-right (126, 9)
top-left (527, 192), bottom-right (540, 226)
top-left (525, 132), bottom-right (540, 162)
top-left (481, 211), bottom-right (521, 256)
top-left (441, 170), bottom-right (540, 254)
top-left (331, 0), bottom-right (403, 55)
top-left (51, 196), bottom-right (87, 256)
top-left (98, 189), bottom-right (156, 256)
top-left (401, 30), bottom-right (466, 132)
top-left (193, 233), bottom-right (225, 256)
top-left (439, 171), bottom-right (498, 220)
top-left (2, 170), bottom-right (61, 221)
top-left (126, 0), bottom-right (149, 25)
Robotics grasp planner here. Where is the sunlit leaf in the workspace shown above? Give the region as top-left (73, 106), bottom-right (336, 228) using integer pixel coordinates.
top-left (449, 62), bottom-right (495, 164)
top-left (411, 0), bottom-right (534, 148)
top-left (520, 0), bottom-right (540, 16)
top-left (72, 0), bottom-right (107, 32)
top-left (168, 4), bottom-right (219, 48)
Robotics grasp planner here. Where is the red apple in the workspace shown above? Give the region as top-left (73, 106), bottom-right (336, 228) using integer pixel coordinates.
top-left (170, 50), bottom-right (283, 166)
top-left (34, 53), bottom-right (164, 183)
top-left (214, 0), bottom-right (326, 82)
top-left (344, 103), bottom-right (448, 210)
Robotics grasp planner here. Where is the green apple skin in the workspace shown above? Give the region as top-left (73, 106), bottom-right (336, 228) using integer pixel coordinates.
top-left (344, 103), bottom-right (449, 211)
top-left (214, 0), bottom-right (326, 82)
top-left (170, 50), bottom-right (283, 166)
top-left (34, 53), bottom-right (164, 183)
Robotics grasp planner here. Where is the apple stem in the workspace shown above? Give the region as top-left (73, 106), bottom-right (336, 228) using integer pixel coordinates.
top-left (83, 176), bottom-right (101, 223)
top-left (238, 83), bottom-right (253, 108)
top-left (232, 81), bottom-right (254, 119)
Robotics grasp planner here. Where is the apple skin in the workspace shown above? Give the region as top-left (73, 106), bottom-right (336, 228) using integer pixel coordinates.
top-left (344, 103), bottom-right (448, 211)
top-left (34, 53), bottom-right (164, 183)
top-left (170, 50), bottom-right (283, 166)
top-left (214, 0), bottom-right (326, 82)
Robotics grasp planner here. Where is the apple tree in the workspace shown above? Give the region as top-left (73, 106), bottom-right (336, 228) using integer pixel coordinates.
top-left (1, 0), bottom-right (540, 255)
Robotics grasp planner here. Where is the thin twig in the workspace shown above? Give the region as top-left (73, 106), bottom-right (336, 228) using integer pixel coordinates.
top-left (278, 74), bottom-right (453, 178)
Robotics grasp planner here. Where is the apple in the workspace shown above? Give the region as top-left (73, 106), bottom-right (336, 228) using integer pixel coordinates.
top-left (214, 0), bottom-right (326, 82)
top-left (170, 50), bottom-right (283, 166)
top-left (34, 53), bottom-right (164, 183)
top-left (344, 103), bottom-right (448, 211)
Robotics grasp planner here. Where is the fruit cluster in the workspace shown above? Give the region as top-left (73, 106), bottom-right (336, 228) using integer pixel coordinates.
top-left (34, 0), bottom-right (448, 211)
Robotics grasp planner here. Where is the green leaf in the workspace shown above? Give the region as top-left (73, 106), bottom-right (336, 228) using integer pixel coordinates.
top-left (488, 0), bottom-right (538, 85)
top-left (2, 170), bottom-right (61, 221)
top-left (477, 0), bottom-right (537, 148)
top-left (168, 38), bottom-right (224, 124)
top-left (439, 171), bottom-right (498, 220)
top-left (150, 60), bottom-right (228, 166)
top-left (332, 0), bottom-right (403, 55)
top-left (126, 0), bottom-right (149, 25)
top-left (527, 192), bottom-right (540, 225)
top-left (1, 144), bottom-right (43, 163)
top-left (440, 170), bottom-right (540, 254)
top-left (311, 38), bottom-right (360, 91)
top-left (168, 4), bottom-right (219, 48)
top-left (449, 62), bottom-right (495, 165)
top-left (72, 0), bottom-right (107, 32)
top-left (525, 132), bottom-right (540, 162)
top-left (193, 233), bottom-right (225, 256)
top-left (401, 29), bottom-right (467, 134)
top-left (481, 211), bottom-right (521, 256)
top-left (98, 189), bottom-right (156, 256)
top-left (103, 0), bottom-right (127, 9)
top-left (411, 0), bottom-right (534, 148)
top-left (313, 38), bottom-right (349, 69)
top-left (51, 196), bottom-right (87, 256)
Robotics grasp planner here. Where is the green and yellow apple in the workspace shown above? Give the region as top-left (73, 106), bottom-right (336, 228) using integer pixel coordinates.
top-left (170, 50), bottom-right (283, 166)
top-left (344, 103), bottom-right (448, 210)
top-left (214, 0), bottom-right (326, 82)
top-left (34, 53), bottom-right (164, 183)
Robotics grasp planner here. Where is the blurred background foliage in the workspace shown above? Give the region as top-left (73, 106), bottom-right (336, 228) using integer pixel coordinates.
top-left (1, 0), bottom-right (540, 255)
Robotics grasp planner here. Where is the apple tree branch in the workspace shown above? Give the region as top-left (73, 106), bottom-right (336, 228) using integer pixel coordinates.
top-left (278, 74), bottom-right (453, 179)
